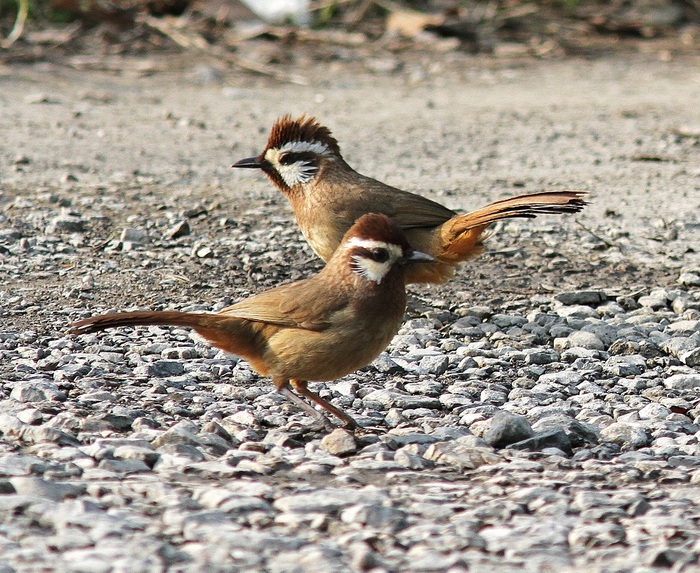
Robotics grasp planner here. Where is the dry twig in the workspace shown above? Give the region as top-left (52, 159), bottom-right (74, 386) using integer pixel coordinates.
top-left (1, 0), bottom-right (29, 48)
top-left (140, 14), bottom-right (308, 84)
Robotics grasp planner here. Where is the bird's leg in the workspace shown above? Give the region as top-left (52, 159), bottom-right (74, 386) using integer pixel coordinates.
top-left (276, 382), bottom-right (335, 431)
top-left (290, 380), bottom-right (358, 431)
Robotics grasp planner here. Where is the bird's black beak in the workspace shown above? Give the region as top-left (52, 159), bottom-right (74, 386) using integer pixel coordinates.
top-left (231, 156), bottom-right (264, 169)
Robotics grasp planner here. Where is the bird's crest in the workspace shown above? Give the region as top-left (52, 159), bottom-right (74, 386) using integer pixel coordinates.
top-left (266, 115), bottom-right (341, 156)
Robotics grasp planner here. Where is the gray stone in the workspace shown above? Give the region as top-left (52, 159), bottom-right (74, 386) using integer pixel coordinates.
top-left (361, 389), bottom-right (440, 410)
top-left (554, 290), bottom-right (607, 306)
top-left (97, 459), bottom-right (151, 473)
top-left (10, 379), bottom-right (66, 402)
top-left (120, 227), bottom-right (148, 243)
top-left (320, 429), bottom-right (357, 456)
top-left (16, 408), bottom-right (43, 424)
top-left (47, 214), bottom-right (85, 234)
top-left (638, 403), bottom-right (672, 420)
top-left (166, 220), bottom-right (190, 239)
top-left (680, 348), bottom-right (700, 367)
top-left (418, 354), bottom-right (449, 375)
top-left (532, 415), bottom-right (600, 447)
top-left (133, 360), bottom-right (185, 377)
top-left (665, 320), bottom-right (700, 336)
top-left (490, 314), bottom-right (528, 328)
top-left (523, 348), bottom-right (559, 364)
top-left (567, 331), bottom-right (605, 350)
top-left (152, 427), bottom-right (205, 449)
top-left (394, 449), bottom-right (434, 470)
top-left (273, 489), bottom-right (384, 513)
top-left (267, 545), bottom-right (346, 573)
top-left (678, 272), bottom-right (700, 287)
top-left (604, 354), bottom-right (646, 376)
top-left (664, 373), bottom-right (700, 389)
top-left (638, 288), bottom-right (671, 309)
top-left (341, 503), bottom-right (408, 532)
top-left (568, 522), bottom-right (626, 548)
top-left (9, 476), bottom-right (85, 501)
top-left (600, 422), bottom-right (649, 448)
top-left (660, 336), bottom-right (699, 359)
top-left (507, 429), bottom-right (572, 455)
top-left (423, 442), bottom-right (500, 470)
top-left (483, 410), bottom-right (534, 448)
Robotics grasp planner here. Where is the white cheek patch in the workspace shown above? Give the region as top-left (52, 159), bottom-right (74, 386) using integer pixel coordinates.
top-left (264, 142), bottom-right (333, 188)
top-left (277, 161), bottom-right (318, 187)
top-left (348, 239), bottom-right (404, 284)
top-left (351, 257), bottom-right (392, 284)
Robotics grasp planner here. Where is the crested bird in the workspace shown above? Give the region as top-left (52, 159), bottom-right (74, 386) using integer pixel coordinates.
top-left (233, 115), bottom-right (587, 284)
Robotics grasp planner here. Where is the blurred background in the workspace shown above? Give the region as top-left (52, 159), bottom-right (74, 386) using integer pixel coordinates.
top-left (1, 0), bottom-right (698, 77)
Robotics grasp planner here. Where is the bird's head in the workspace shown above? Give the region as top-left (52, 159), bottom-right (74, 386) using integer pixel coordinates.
top-left (232, 115), bottom-right (341, 193)
top-left (337, 214), bottom-right (434, 285)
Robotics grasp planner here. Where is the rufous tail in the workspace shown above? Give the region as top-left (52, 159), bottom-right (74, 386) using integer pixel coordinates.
top-left (438, 190), bottom-right (587, 262)
top-left (69, 311), bottom-right (262, 365)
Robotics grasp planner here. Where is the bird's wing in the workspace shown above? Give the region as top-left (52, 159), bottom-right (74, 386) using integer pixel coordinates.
top-left (351, 178), bottom-right (456, 229)
top-left (218, 277), bottom-right (345, 331)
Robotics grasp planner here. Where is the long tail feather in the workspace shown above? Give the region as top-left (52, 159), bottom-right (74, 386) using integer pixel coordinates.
top-left (69, 311), bottom-right (210, 334)
top-left (438, 190), bottom-right (587, 262)
top-left (449, 191), bottom-right (587, 233)
top-left (69, 311), bottom-right (265, 370)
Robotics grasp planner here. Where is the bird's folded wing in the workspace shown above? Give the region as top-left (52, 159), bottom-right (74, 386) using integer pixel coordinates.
top-left (218, 279), bottom-right (344, 331)
top-left (386, 188), bottom-right (457, 229)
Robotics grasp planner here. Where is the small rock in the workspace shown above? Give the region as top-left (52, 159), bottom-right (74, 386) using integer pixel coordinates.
top-left (483, 410), bottom-right (534, 448)
top-left (120, 227), bottom-right (148, 244)
top-left (664, 373), bottom-right (700, 389)
top-left (567, 331), bottom-right (606, 350)
top-left (600, 422), bottom-right (649, 448)
top-left (133, 360), bottom-right (185, 377)
top-left (678, 272), bottom-right (700, 287)
top-left (666, 320), bottom-right (700, 336)
top-left (165, 220), bottom-right (190, 239)
top-left (638, 289), bottom-right (669, 309)
top-left (9, 476), bottom-right (84, 501)
top-left (46, 214), bottom-right (84, 234)
top-left (320, 428), bottom-right (357, 456)
top-left (638, 403), bottom-right (671, 420)
top-left (507, 429), bottom-right (573, 455)
top-left (554, 290), bottom-right (607, 306)
top-left (532, 415), bottom-right (600, 447)
top-left (418, 355), bottom-right (449, 375)
top-left (16, 408), bottom-right (43, 425)
top-left (341, 503), bottom-right (407, 532)
top-left (394, 449), bottom-right (434, 470)
top-left (423, 441), bottom-right (500, 470)
top-left (10, 380), bottom-right (66, 402)
top-left (604, 355), bottom-right (646, 376)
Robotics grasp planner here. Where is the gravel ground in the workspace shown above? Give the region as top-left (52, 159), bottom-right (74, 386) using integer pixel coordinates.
top-left (1, 53), bottom-right (700, 572)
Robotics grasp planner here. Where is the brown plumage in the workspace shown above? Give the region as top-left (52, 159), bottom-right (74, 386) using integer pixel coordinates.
top-left (69, 214), bottom-right (434, 431)
top-left (233, 114), bottom-right (587, 284)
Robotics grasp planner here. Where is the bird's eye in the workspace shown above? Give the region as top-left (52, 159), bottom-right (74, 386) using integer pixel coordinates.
top-left (278, 154), bottom-right (294, 165)
top-left (369, 248), bottom-right (390, 263)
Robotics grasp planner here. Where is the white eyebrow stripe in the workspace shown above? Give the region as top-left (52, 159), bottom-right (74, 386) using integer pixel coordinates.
top-left (345, 238), bottom-right (391, 250)
top-left (279, 140), bottom-right (332, 156)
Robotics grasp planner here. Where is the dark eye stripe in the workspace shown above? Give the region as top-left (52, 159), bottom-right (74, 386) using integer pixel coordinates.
top-left (279, 151), bottom-right (317, 165)
top-left (350, 246), bottom-right (393, 263)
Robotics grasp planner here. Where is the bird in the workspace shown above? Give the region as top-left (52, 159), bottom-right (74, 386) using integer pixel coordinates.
top-left (69, 214), bottom-right (434, 431)
top-left (232, 115), bottom-right (587, 284)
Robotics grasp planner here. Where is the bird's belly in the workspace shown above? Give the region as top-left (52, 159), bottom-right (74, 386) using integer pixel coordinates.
top-left (266, 319), bottom-right (400, 382)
